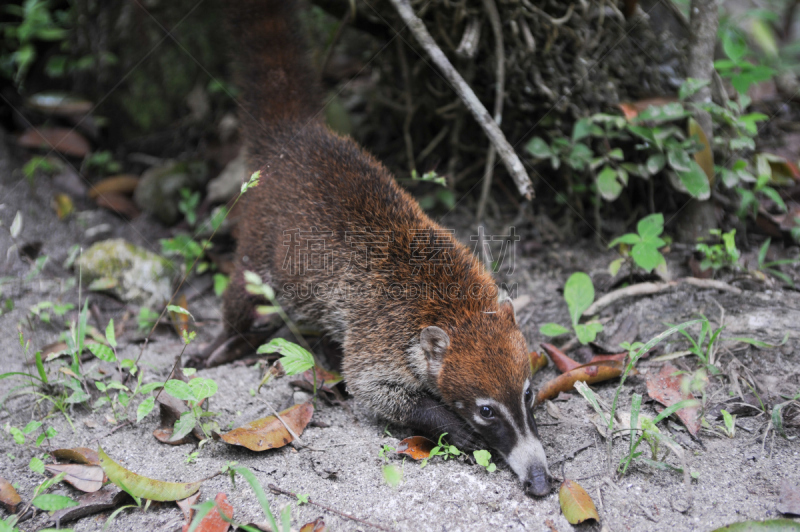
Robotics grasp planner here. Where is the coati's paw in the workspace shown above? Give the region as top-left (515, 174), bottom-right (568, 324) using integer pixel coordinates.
top-left (442, 425), bottom-right (487, 452)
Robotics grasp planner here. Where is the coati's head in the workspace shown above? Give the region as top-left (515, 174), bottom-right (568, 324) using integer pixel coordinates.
top-left (420, 299), bottom-right (551, 497)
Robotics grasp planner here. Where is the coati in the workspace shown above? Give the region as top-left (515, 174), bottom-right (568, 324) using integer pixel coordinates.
top-left (212, 0), bottom-right (551, 496)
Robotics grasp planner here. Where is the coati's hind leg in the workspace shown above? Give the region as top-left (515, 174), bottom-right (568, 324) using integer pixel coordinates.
top-left (188, 267), bottom-right (276, 368)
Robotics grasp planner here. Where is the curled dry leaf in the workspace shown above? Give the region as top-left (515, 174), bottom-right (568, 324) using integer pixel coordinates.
top-left (559, 479), bottom-right (600, 525)
top-left (52, 447), bottom-right (100, 465)
top-left (98, 447), bottom-right (202, 502)
top-left (88, 175), bottom-right (140, 199)
top-left (646, 363), bottom-right (700, 435)
top-left (49, 485), bottom-right (130, 524)
top-left (535, 361), bottom-right (625, 406)
top-left (45, 464), bottom-right (105, 493)
top-left (0, 476), bottom-right (22, 513)
top-left (530, 351), bottom-right (548, 375)
top-left (18, 127), bottom-right (91, 157)
top-left (177, 492), bottom-right (201, 526)
top-left (299, 518), bottom-right (327, 532)
top-left (541, 343), bottom-right (579, 373)
top-left (396, 436), bottom-right (437, 460)
top-left (94, 192), bottom-right (141, 220)
top-left (184, 493), bottom-right (233, 532)
top-left (213, 402), bottom-right (313, 451)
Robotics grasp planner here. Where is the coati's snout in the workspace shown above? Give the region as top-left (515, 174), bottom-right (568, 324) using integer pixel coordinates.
top-left (522, 463), bottom-right (552, 497)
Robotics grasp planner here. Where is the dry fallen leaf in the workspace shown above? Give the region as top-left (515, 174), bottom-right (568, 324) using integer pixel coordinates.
top-left (0, 476), bottom-right (21, 513)
top-left (177, 492), bottom-right (201, 526)
top-left (530, 350), bottom-right (548, 375)
top-left (689, 117), bottom-right (714, 185)
top-left (541, 343), bottom-right (580, 373)
top-left (18, 127), bottom-right (90, 157)
top-left (535, 361), bottom-right (625, 406)
top-left (396, 436), bottom-right (436, 460)
top-left (559, 479), bottom-right (599, 525)
top-left (45, 463), bottom-right (105, 493)
top-left (184, 493), bottom-right (233, 532)
top-left (646, 363), bottom-right (700, 435)
top-left (52, 447), bottom-right (100, 465)
top-left (53, 193), bottom-right (74, 219)
top-left (299, 518), bottom-right (327, 532)
top-left (50, 485), bottom-right (130, 524)
top-left (94, 192), bottom-right (141, 219)
top-left (213, 402), bottom-right (313, 451)
top-left (88, 175), bottom-right (140, 199)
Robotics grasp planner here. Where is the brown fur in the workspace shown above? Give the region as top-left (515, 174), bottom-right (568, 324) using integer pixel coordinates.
top-left (218, 0), bottom-right (550, 495)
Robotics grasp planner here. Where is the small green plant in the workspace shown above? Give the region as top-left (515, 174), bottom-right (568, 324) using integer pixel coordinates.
top-left (539, 272), bottom-right (603, 344)
top-left (378, 444), bottom-right (395, 462)
top-left (420, 432), bottom-right (461, 468)
top-left (213, 273), bottom-right (230, 297)
top-left (719, 409), bottom-right (736, 438)
top-left (137, 307), bottom-right (160, 333)
top-left (755, 238), bottom-right (800, 286)
top-left (84, 150), bottom-right (122, 175)
top-left (695, 229), bottom-right (741, 273)
top-left (382, 464), bottom-right (403, 487)
top-left (257, 337), bottom-right (317, 397)
top-left (22, 155), bottom-right (61, 184)
top-left (161, 233), bottom-right (208, 275)
top-left (178, 188), bottom-right (201, 227)
top-left (608, 213), bottom-right (667, 275)
top-left (473, 449), bottom-right (496, 473)
top-left (29, 300), bottom-right (74, 325)
top-left (715, 22), bottom-right (775, 94)
top-left (161, 375), bottom-right (219, 441)
top-left (295, 493), bottom-right (309, 505)
top-left (185, 451), bottom-right (199, 464)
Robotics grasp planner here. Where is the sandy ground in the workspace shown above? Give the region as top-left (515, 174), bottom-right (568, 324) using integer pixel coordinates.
top-left (1, 133), bottom-right (799, 532)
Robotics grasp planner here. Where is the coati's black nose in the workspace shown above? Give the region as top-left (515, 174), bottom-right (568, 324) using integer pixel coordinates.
top-left (523, 468), bottom-right (551, 497)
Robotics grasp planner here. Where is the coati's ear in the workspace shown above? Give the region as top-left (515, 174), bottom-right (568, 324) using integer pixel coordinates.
top-left (498, 298), bottom-right (516, 323)
top-left (420, 326), bottom-right (450, 379)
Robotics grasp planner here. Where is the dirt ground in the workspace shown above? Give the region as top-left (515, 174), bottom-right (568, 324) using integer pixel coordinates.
top-left (1, 131), bottom-right (799, 532)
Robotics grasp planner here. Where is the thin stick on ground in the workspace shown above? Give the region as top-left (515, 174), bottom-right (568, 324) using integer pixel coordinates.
top-left (388, 0), bottom-right (534, 199)
top-left (257, 396), bottom-right (304, 446)
top-left (268, 483), bottom-right (395, 532)
top-left (476, 0), bottom-right (505, 221)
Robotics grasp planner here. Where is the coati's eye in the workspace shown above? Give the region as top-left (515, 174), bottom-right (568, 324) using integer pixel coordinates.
top-left (525, 388), bottom-right (532, 402)
top-left (479, 405), bottom-right (495, 419)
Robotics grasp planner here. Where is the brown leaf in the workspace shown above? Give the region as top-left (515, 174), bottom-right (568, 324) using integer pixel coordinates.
top-left (778, 481), bottom-right (800, 516)
top-left (177, 492), bottom-right (201, 525)
top-left (559, 479), bottom-right (599, 524)
top-left (50, 485), bottom-right (130, 524)
top-left (94, 192), bottom-right (141, 219)
top-left (540, 343), bottom-right (580, 373)
top-left (535, 362), bottom-right (624, 406)
top-left (590, 353), bottom-right (627, 364)
top-left (88, 175), bottom-right (140, 199)
top-left (299, 518), bottom-right (327, 532)
top-left (646, 363), bottom-right (700, 435)
top-left (169, 294), bottom-right (191, 337)
top-left (53, 193), bottom-right (74, 219)
top-left (182, 493), bottom-right (233, 532)
top-left (18, 127), bottom-right (90, 157)
top-left (617, 97), bottom-right (678, 120)
top-left (153, 427), bottom-right (196, 446)
top-left (0, 476), bottom-right (21, 513)
top-left (52, 447), bottom-right (100, 465)
top-left (45, 464), bottom-right (105, 492)
top-left (689, 118), bottom-right (714, 186)
top-left (530, 351), bottom-right (548, 375)
top-left (396, 436), bottom-right (437, 460)
top-left (213, 402), bottom-right (313, 451)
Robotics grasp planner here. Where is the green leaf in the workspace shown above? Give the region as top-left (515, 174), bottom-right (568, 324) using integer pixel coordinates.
top-left (29, 456), bottom-right (45, 474)
top-left (760, 187), bottom-right (788, 212)
top-left (232, 467), bottom-right (279, 532)
top-left (170, 412), bottom-right (197, 442)
top-left (596, 166), bottom-right (623, 201)
top-left (32, 494), bottom-right (78, 512)
top-left (564, 272), bottom-right (595, 325)
top-left (679, 78), bottom-right (711, 100)
top-left (646, 154), bottom-right (666, 175)
top-left (676, 161), bottom-right (711, 199)
top-left (105, 319), bottom-right (117, 349)
top-left (188, 378), bottom-right (218, 403)
top-left (382, 464), bottom-right (402, 487)
top-left (99, 447), bottom-right (201, 502)
top-left (166, 305), bottom-right (194, 321)
top-left (163, 380), bottom-right (195, 401)
top-left (608, 257), bottom-right (624, 277)
top-left (636, 213), bottom-right (664, 241)
top-left (137, 397), bottom-right (156, 423)
top-left (258, 338), bottom-right (314, 376)
top-left (525, 137), bottom-right (552, 158)
top-left (539, 323), bottom-right (570, 337)
top-left (631, 243), bottom-right (665, 273)
top-left (572, 118), bottom-right (592, 142)
top-left (138, 382), bottom-right (164, 394)
top-left (473, 449), bottom-right (492, 468)
top-left (86, 343), bottom-right (116, 363)
top-left (567, 144), bottom-right (593, 171)
top-left (722, 28), bottom-right (748, 63)
top-left (23, 420), bottom-right (42, 434)
top-left (9, 426), bottom-right (24, 444)
top-left (608, 233), bottom-right (640, 248)
top-left (710, 519), bottom-right (800, 531)
top-left (574, 322), bottom-right (603, 345)
top-left (213, 274), bottom-right (230, 297)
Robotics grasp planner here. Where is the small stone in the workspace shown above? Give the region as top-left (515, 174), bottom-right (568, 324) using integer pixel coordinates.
top-left (75, 238), bottom-right (175, 307)
top-left (293, 391), bottom-right (312, 405)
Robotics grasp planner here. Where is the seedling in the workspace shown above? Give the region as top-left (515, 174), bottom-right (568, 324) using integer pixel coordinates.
top-left (420, 432), bottom-right (462, 468)
top-left (608, 213), bottom-right (667, 275)
top-left (719, 410), bottom-right (736, 438)
top-left (539, 272), bottom-right (603, 344)
top-left (696, 229), bottom-right (741, 272)
top-left (755, 238), bottom-right (800, 286)
top-left (473, 449), bottom-right (496, 473)
top-left (178, 187), bottom-right (201, 227)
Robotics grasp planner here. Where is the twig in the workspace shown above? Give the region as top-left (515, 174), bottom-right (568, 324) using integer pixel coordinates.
top-left (584, 278), bottom-right (742, 316)
top-left (268, 483), bottom-right (395, 532)
top-left (388, 0), bottom-right (534, 199)
top-left (476, 0), bottom-right (505, 221)
top-left (396, 39), bottom-right (417, 175)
